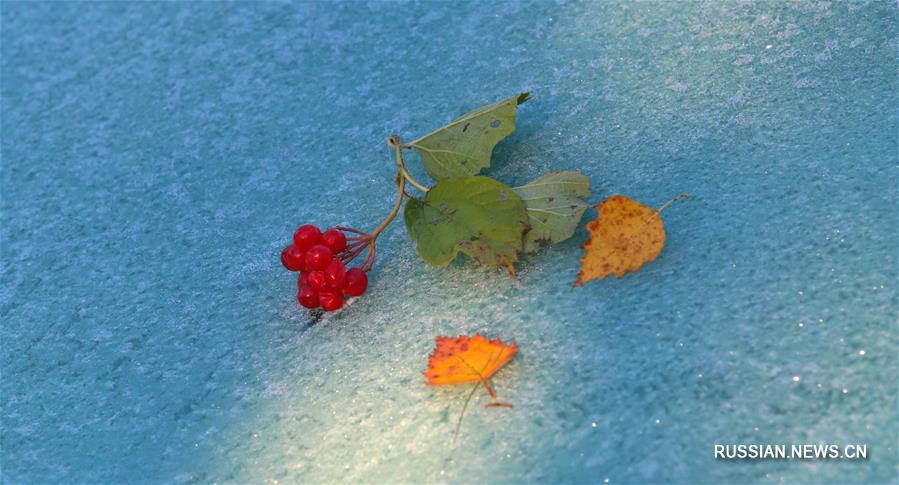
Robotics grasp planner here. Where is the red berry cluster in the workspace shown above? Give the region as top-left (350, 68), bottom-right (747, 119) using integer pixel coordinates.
top-left (281, 225), bottom-right (368, 312)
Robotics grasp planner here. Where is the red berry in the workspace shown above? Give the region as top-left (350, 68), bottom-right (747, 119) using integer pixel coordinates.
top-left (281, 245), bottom-right (305, 271)
top-left (306, 270), bottom-right (329, 292)
top-left (297, 286), bottom-right (319, 308)
top-left (325, 260), bottom-right (347, 290)
top-left (344, 268), bottom-right (368, 297)
top-left (319, 289), bottom-right (344, 311)
top-left (293, 225), bottom-right (322, 251)
top-left (304, 244), bottom-right (333, 271)
top-left (321, 228), bottom-right (347, 253)
top-left (297, 272), bottom-right (308, 289)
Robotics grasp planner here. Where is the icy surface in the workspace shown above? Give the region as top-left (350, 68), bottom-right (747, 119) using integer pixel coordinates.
top-left (1, 1), bottom-right (896, 483)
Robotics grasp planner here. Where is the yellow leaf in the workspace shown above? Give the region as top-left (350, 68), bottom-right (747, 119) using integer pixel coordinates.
top-left (425, 334), bottom-right (519, 441)
top-left (424, 334), bottom-right (518, 386)
top-left (575, 194), bottom-right (687, 286)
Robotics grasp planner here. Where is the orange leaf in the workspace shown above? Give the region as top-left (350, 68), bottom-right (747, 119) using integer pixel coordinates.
top-left (424, 334), bottom-right (518, 386)
top-left (575, 195), bottom-right (670, 286)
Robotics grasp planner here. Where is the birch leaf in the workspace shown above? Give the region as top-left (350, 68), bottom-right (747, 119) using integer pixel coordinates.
top-left (575, 195), bottom-right (664, 285)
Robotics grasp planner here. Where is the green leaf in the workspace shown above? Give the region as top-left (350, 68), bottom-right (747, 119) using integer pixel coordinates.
top-left (408, 93), bottom-right (530, 180)
top-left (512, 171), bottom-right (591, 252)
top-left (404, 176), bottom-right (529, 271)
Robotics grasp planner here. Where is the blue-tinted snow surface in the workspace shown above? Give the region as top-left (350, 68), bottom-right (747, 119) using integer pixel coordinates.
top-left (1, 1), bottom-right (896, 483)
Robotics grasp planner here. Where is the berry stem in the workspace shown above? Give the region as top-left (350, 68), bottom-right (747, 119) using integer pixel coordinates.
top-left (369, 173), bottom-right (405, 239)
top-left (368, 136), bottom-right (429, 237)
top-left (335, 136), bottom-right (431, 271)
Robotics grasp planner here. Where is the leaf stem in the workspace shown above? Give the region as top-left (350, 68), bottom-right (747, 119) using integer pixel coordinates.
top-left (453, 382), bottom-right (480, 444)
top-left (657, 193), bottom-right (692, 213)
top-left (399, 165), bottom-right (430, 193)
top-left (389, 137), bottom-right (429, 193)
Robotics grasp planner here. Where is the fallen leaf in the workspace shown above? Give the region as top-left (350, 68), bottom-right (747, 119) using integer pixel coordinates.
top-left (426, 334), bottom-right (518, 443)
top-left (404, 176), bottom-right (529, 274)
top-left (575, 194), bottom-right (688, 285)
top-left (512, 171), bottom-right (591, 252)
top-left (424, 334), bottom-right (518, 388)
top-left (408, 93), bottom-right (530, 180)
